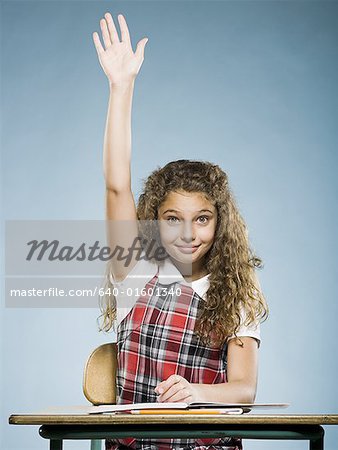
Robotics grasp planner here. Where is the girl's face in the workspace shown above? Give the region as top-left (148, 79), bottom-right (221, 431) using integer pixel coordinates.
top-left (157, 190), bottom-right (217, 269)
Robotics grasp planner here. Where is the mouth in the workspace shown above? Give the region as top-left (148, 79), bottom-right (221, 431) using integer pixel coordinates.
top-left (175, 244), bottom-right (201, 254)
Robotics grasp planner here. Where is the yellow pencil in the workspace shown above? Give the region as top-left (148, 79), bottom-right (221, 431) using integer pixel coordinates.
top-left (130, 409), bottom-right (243, 415)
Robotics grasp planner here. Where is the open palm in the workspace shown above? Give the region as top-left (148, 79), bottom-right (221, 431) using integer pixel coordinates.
top-left (93, 13), bottom-right (148, 86)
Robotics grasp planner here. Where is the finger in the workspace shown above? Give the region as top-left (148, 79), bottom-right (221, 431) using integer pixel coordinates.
top-left (92, 32), bottom-right (105, 56)
top-left (181, 394), bottom-right (194, 403)
top-left (159, 384), bottom-right (181, 402)
top-left (100, 18), bottom-right (112, 49)
top-left (118, 14), bottom-right (132, 47)
top-left (155, 374), bottom-right (181, 395)
top-left (161, 386), bottom-right (189, 403)
top-left (135, 37), bottom-right (148, 60)
top-left (104, 12), bottom-right (120, 44)
top-left (166, 389), bottom-right (192, 403)
top-left (159, 378), bottom-right (186, 402)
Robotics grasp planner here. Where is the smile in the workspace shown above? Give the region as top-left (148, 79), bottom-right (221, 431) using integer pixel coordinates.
top-left (175, 245), bottom-right (201, 254)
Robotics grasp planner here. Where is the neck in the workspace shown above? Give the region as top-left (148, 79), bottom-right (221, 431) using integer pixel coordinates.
top-left (170, 257), bottom-right (209, 282)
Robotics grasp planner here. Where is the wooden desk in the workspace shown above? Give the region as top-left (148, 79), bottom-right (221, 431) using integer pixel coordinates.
top-left (8, 408), bottom-right (338, 450)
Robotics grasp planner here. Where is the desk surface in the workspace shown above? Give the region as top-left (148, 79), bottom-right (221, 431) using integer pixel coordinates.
top-left (8, 406), bottom-right (338, 426)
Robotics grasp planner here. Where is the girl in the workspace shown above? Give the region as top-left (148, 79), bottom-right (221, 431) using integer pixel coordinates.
top-left (93, 13), bottom-right (268, 450)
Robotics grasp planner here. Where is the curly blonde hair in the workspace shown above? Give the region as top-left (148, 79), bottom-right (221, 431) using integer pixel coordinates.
top-left (99, 159), bottom-right (268, 347)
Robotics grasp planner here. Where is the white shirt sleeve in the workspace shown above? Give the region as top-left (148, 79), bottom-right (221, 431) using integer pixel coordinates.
top-left (109, 252), bottom-right (157, 327)
top-left (227, 306), bottom-right (261, 348)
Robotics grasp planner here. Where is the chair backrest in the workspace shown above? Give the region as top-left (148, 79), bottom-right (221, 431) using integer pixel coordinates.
top-left (83, 343), bottom-right (118, 405)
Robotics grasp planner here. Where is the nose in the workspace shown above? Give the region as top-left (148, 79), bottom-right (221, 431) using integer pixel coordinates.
top-left (181, 221), bottom-right (195, 242)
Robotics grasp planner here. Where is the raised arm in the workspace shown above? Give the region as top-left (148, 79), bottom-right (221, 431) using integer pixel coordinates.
top-left (93, 13), bottom-right (148, 281)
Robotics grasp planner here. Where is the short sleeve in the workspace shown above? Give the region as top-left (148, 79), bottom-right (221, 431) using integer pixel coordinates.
top-left (227, 271), bottom-right (263, 347)
top-left (109, 251), bottom-right (157, 327)
top-left (227, 307), bottom-right (261, 348)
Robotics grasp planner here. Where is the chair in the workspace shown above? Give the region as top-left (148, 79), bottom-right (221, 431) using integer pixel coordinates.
top-left (83, 343), bottom-right (118, 450)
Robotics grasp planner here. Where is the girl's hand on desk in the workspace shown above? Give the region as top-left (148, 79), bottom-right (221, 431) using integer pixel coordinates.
top-left (154, 375), bottom-right (202, 403)
top-left (92, 13), bottom-right (148, 87)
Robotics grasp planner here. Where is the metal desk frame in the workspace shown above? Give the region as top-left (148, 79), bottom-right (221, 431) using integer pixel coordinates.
top-left (40, 422), bottom-right (325, 450)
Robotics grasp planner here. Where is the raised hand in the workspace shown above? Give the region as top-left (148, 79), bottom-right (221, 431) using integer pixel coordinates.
top-left (92, 13), bottom-right (148, 86)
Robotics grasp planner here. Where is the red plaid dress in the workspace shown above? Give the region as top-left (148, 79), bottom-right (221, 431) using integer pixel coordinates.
top-left (106, 268), bottom-right (242, 450)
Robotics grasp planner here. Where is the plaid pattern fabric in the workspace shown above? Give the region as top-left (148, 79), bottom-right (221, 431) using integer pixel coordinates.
top-left (106, 271), bottom-right (242, 450)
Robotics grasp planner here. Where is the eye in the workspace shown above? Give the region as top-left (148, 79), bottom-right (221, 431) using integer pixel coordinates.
top-left (197, 215), bottom-right (209, 224)
top-left (166, 216), bottom-right (180, 224)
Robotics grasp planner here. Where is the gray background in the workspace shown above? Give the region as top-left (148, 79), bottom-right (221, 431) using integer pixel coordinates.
top-left (1, 1), bottom-right (337, 449)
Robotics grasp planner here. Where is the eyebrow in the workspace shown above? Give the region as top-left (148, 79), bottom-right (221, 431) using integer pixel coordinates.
top-left (161, 209), bottom-right (214, 215)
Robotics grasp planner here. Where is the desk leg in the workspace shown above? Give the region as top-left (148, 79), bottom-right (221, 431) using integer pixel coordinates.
top-left (90, 440), bottom-right (102, 450)
top-left (310, 426), bottom-right (324, 450)
top-left (50, 439), bottom-right (63, 450)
